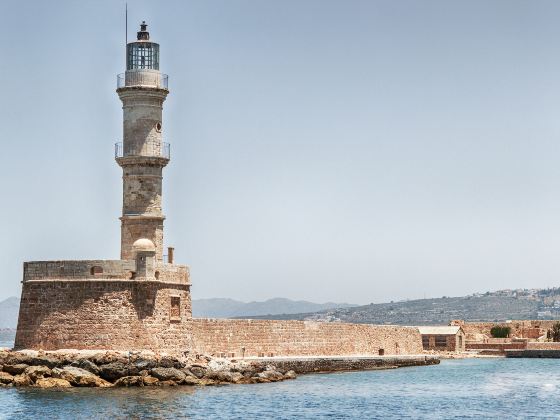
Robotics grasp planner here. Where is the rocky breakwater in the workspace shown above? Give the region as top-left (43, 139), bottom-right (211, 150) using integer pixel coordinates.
top-left (0, 350), bottom-right (297, 388)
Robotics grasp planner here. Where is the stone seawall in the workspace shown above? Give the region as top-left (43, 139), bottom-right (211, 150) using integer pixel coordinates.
top-left (191, 319), bottom-right (423, 358)
top-left (466, 343), bottom-right (526, 353)
top-left (506, 349), bottom-right (560, 358)
top-left (15, 280), bottom-right (192, 354)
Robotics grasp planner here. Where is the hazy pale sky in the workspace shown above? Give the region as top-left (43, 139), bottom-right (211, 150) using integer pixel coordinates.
top-left (2, 0), bottom-right (560, 304)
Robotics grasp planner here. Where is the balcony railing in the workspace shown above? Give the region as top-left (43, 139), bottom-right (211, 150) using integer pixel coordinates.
top-left (117, 70), bottom-right (168, 89)
top-left (115, 142), bottom-right (171, 159)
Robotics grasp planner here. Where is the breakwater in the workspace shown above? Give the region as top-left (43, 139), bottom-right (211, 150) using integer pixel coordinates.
top-left (506, 349), bottom-right (560, 358)
top-left (0, 350), bottom-right (438, 388)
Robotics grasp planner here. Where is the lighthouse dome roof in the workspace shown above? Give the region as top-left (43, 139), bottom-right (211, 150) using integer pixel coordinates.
top-left (132, 238), bottom-right (156, 252)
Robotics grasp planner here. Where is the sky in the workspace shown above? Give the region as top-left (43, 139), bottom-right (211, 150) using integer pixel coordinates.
top-left (2, 0), bottom-right (560, 304)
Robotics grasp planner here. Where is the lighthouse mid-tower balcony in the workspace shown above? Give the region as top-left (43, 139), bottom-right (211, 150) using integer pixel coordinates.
top-left (115, 141), bottom-right (170, 159)
top-left (117, 69), bottom-right (168, 90)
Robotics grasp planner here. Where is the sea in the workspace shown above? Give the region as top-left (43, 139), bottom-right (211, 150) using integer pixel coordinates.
top-left (1, 358), bottom-right (560, 419)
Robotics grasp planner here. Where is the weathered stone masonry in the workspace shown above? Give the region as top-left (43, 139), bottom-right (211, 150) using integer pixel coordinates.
top-left (191, 319), bottom-right (423, 357)
top-left (15, 259), bottom-right (192, 352)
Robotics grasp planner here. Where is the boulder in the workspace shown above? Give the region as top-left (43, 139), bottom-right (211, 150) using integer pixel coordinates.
top-left (0, 352), bottom-right (29, 366)
top-left (284, 370), bottom-right (297, 380)
top-left (98, 362), bottom-right (130, 381)
top-left (158, 380), bottom-right (178, 386)
top-left (230, 372), bottom-right (244, 383)
top-left (0, 371), bottom-right (14, 385)
top-left (29, 356), bottom-right (62, 369)
top-left (35, 378), bottom-right (72, 388)
top-left (91, 352), bottom-right (127, 366)
top-left (257, 369), bottom-right (284, 382)
top-left (206, 370), bottom-right (235, 383)
top-left (3, 364), bottom-right (29, 375)
top-left (13, 374), bottom-right (32, 387)
top-left (52, 366), bottom-right (112, 388)
top-left (70, 359), bottom-right (100, 375)
top-left (142, 376), bottom-right (159, 386)
top-left (114, 376), bottom-right (144, 387)
top-left (133, 358), bottom-right (157, 372)
top-left (189, 366), bottom-right (206, 379)
top-left (158, 356), bottom-right (183, 369)
top-left (199, 378), bottom-right (218, 386)
top-left (25, 366), bottom-right (52, 382)
top-left (182, 375), bottom-right (202, 386)
top-left (150, 367), bottom-right (186, 383)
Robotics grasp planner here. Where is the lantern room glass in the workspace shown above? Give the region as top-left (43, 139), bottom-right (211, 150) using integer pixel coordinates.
top-left (127, 42), bottom-right (160, 70)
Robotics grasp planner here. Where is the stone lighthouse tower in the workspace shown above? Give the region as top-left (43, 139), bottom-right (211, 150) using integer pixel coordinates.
top-left (116, 21), bottom-right (169, 262)
top-left (14, 22), bottom-right (193, 354)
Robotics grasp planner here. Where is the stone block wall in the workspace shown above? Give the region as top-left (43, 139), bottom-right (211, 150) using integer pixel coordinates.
top-left (24, 260), bottom-right (135, 280)
top-left (15, 279), bottom-right (192, 355)
top-left (466, 342), bottom-right (526, 352)
top-left (421, 334), bottom-right (463, 352)
top-left (526, 342), bottom-right (560, 350)
top-left (120, 216), bottom-right (165, 262)
top-left (23, 260), bottom-right (189, 285)
top-left (190, 319), bottom-right (423, 357)
top-left (451, 320), bottom-right (556, 340)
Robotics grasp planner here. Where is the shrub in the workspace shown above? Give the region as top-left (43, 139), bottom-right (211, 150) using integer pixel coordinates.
top-left (490, 326), bottom-right (511, 338)
top-left (549, 322), bottom-right (560, 342)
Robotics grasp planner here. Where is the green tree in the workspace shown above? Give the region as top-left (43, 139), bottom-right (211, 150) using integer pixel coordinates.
top-left (490, 325), bottom-right (511, 338)
top-left (549, 322), bottom-right (560, 342)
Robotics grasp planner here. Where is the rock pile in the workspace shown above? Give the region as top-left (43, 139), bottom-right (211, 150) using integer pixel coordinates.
top-left (0, 351), bottom-right (297, 388)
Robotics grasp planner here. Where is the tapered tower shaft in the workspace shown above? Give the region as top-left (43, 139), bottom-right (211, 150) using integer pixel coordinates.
top-left (116, 22), bottom-right (170, 262)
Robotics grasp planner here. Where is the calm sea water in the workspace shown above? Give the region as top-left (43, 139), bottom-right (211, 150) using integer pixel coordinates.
top-left (0, 330), bottom-right (15, 348)
top-left (1, 358), bottom-right (560, 419)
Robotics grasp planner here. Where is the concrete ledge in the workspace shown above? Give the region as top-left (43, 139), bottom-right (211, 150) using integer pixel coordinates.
top-left (242, 355), bottom-right (440, 374)
top-left (506, 350), bottom-right (560, 358)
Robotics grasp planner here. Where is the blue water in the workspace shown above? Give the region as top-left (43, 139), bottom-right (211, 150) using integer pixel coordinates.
top-left (0, 330), bottom-right (15, 348)
top-left (1, 358), bottom-right (559, 419)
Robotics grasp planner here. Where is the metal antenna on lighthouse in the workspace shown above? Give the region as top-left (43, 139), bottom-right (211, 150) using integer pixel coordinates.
top-left (125, 3), bottom-right (128, 68)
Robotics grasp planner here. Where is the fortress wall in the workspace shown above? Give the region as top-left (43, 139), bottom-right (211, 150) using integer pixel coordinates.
top-left (452, 320), bottom-right (558, 340)
top-left (15, 280), bottom-right (192, 355)
top-left (191, 319), bottom-right (423, 357)
top-left (526, 342), bottom-right (560, 350)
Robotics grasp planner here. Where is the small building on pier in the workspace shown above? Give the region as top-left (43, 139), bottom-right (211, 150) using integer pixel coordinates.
top-left (418, 326), bottom-right (465, 352)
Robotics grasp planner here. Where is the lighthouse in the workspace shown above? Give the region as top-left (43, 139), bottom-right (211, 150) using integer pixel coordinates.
top-left (116, 21), bottom-right (170, 262)
top-left (14, 22), bottom-right (193, 353)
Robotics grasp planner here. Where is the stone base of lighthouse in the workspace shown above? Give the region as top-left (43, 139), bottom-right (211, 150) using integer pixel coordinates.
top-left (14, 259), bottom-right (193, 355)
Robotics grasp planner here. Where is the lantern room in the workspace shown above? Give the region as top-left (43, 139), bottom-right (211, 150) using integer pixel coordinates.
top-left (126, 21), bottom-right (160, 70)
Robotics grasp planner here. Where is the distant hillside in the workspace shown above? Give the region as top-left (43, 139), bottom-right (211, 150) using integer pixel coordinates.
top-left (192, 298), bottom-right (356, 318)
top-left (0, 297), bottom-right (355, 327)
top-left (245, 294), bottom-right (549, 325)
top-left (0, 297), bottom-right (19, 329)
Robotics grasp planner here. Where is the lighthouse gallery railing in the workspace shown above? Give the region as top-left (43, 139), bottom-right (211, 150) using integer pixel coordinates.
top-left (115, 142), bottom-right (170, 159)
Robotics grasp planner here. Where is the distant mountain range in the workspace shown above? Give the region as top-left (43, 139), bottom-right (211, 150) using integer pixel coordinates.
top-left (192, 298), bottom-right (356, 318)
top-left (0, 297), bottom-right (356, 329)
top-left (0, 297), bottom-right (20, 329)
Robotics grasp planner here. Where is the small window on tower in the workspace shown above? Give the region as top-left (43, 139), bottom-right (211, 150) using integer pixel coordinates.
top-left (170, 296), bottom-right (181, 320)
top-left (155, 122), bottom-right (162, 132)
